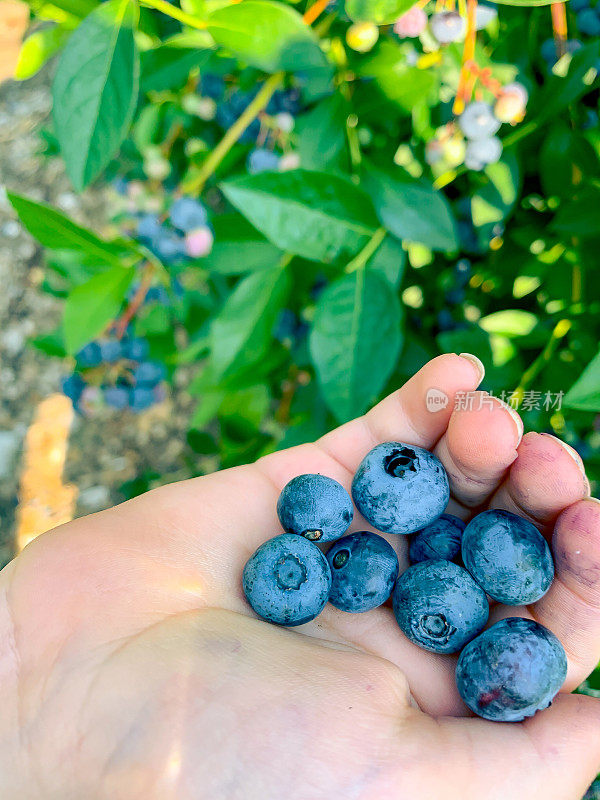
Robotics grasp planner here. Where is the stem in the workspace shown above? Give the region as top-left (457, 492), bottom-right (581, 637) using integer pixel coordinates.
top-left (453, 0), bottom-right (478, 116)
top-left (182, 71), bottom-right (284, 195)
top-left (303, 0), bottom-right (330, 25)
top-left (114, 264), bottom-right (155, 338)
top-left (513, 318), bottom-right (572, 401)
top-left (551, 2), bottom-right (567, 59)
top-left (345, 227), bottom-right (386, 273)
top-left (339, 78), bottom-right (361, 177)
top-left (139, 0), bottom-right (207, 29)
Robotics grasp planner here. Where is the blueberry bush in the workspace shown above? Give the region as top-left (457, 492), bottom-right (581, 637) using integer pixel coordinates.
top-left (10, 0), bottom-right (600, 482)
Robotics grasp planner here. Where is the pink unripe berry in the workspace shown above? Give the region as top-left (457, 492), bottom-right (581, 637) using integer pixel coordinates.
top-left (394, 5), bottom-right (427, 38)
top-left (494, 82), bottom-right (528, 123)
top-left (185, 226), bottom-right (214, 258)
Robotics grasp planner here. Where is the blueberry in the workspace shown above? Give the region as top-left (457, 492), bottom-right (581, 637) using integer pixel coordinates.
top-left (169, 197), bottom-right (208, 233)
top-left (122, 337), bottom-right (150, 361)
top-left (465, 136), bottom-right (503, 170)
top-left (459, 101), bottom-right (501, 140)
top-left (200, 73), bottom-right (225, 99)
top-left (145, 286), bottom-right (170, 305)
top-left (393, 560), bottom-right (488, 653)
top-left (76, 342), bottom-right (102, 368)
top-left (98, 339), bottom-right (123, 363)
top-left (430, 11), bottom-right (466, 43)
top-left (247, 148), bottom-right (280, 174)
top-left (454, 259), bottom-right (471, 286)
top-left (578, 8), bottom-right (600, 35)
top-left (571, 0), bottom-right (590, 10)
top-left (130, 386), bottom-right (156, 412)
top-left (326, 532), bottom-right (399, 613)
top-left (541, 38), bottom-right (557, 63)
top-left (352, 442), bottom-right (450, 535)
top-left (475, 2), bottom-right (497, 29)
top-left (62, 373), bottom-right (85, 402)
top-left (277, 474), bottom-right (353, 543)
top-left (151, 230), bottom-right (187, 264)
top-left (584, 777), bottom-right (600, 800)
top-left (456, 617), bottom-right (567, 721)
top-left (409, 514), bottom-right (466, 564)
top-left (104, 386), bottom-right (129, 409)
top-left (136, 213), bottom-right (162, 244)
top-left (133, 360), bottom-right (166, 386)
top-left (243, 534), bottom-right (332, 626)
top-left (112, 176), bottom-right (129, 195)
top-left (461, 509), bottom-right (554, 605)
top-left (445, 287), bottom-right (465, 305)
top-left (437, 308), bottom-right (456, 331)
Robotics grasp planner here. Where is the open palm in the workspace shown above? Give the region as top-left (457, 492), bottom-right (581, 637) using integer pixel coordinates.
top-left (1, 354), bottom-right (599, 800)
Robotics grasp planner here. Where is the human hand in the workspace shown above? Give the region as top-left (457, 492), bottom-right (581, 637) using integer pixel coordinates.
top-left (1, 354), bottom-right (598, 800)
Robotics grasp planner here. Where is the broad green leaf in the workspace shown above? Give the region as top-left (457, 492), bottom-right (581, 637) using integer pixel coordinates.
top-left (15, 26), bottom-right (71, 80)
top-left (202, 216), bottom-right (283, 274)
top-left (30, 331), bottom-right (67, 358)
top-left (493, 0), bottom-right (563, 5)
top-left (207, 1), bottom-right (328, 73)
top-left (550, 187), bottom-right (600, 238)
top-left (564, 350), bottom-right (600, 412)
top-left (8, 193), bottom-right (127, 266)
top-left (295, 94), bottom-right (349, 172)
top-left (479, 309), bottom-right (538, 338)
top-left (132, 104), bottom-right (164, 152)
top-left (210, 266), bottom-right (291, 376)
top-left (309, 270), bottom-right (403, 422)
top-left (140, 46), bottom-right (210, 93)
top-left (358, 43), bottom-right (437, 112)
top-left (221, 170), bottom-right (379, 262)
top-left (62, 266), bottom-right (134, 353)
top-left (30, 0), bottom-right (97, 17)
top-left (53, 0), bottom-right (140, 191)
top-left (346, 0), bottom-right (414, 24)
top-left (363, 166), bottom-right (458, 252)
top-left (367, 235), bottom-right (406, 288)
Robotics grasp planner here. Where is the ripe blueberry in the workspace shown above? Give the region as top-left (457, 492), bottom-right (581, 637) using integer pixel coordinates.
top-left (169, 198), bottom-right (208, 233)
top-left (130, 386), bottom-right (156, 412)
top-left (351, 442), bottom-right (450, 535)
top-left (123, 337), bottom-right (150, 361)
top-left (393, 560), bottom-right (488, 653)
top-left (456, 617), bottom-right (567, 721)
top-left (409, 513), bottom-right (466, 564)
top-left (430, 11), bottom-right (466, 43)
top-left (247, 148), bottom-right (280, 174)
top-left (104, 386), bottom-right (129, 410)
top-left (462, 509), bottom-right (554, 605)
top-left (243, 534), bottom-right (332, 626)
top-left (578, 8), bottom-right (600, 36)
top-left (62, 373), bottom-right (85, 402)
top-left (459, 101), bottom-right (501, 140)
top-left (277, 474), bottom-right (353, 543)
top-left (76, 342), bottom-right (102, 368)
top-left (327, 532), bottom-right (399, 613)
top-left (133, 361), bottom-right (166, 387)
top-left (465, 136), bottom-right (503, 170)
top-left (98, 339), bottom-right (123, 363)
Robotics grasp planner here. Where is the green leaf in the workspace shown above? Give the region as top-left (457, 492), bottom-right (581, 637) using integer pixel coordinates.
top-left (15, 26), bottom-right (71, 80)
top-left (492, 0), bottom-right (562, 5)
top-left (309, 270), bottom-right (403, 422)
top-left (207, 1), bottom-right (328, 73)
top-left (357, 43), bottom-right (437, 113)
top-left (221, 170), bottom-right (379, 262)
top-left (550, 187), bottom-right (600, 238)
top-left (201, 214), bottom-right (283, 274)
top-left (30, 331), bottom-right (67, 358)
top-left (62, 266), bottom-right (134, 353)
top-left (295, 94), bottom-right (349, 172)
top-left (140, 46), bottom-right (210, 93)
top-left (564, 350), bottom-right (600, 412)
top-left (52, 0), bottom-right (140, 191)
top-left (210, 266), bottom-right (291, 377)
top-left (363, 166), bottom-right (458, 251)
top-left (479, 309), bottom-right (538, 338)
top-left (367, 234), bottom-right (406, 288)
top-left (8, 193), bottom-right (127, 266)
top-left (346, 0), bottom-right (414, 24)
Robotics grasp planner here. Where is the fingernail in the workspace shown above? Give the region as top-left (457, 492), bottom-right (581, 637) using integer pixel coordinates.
top-left (587, 496), bottom-right (600, 505)
top-left (496, 398), bottom-right (524, 439)
top-left (459, 352), bottom-right (485, 385)
top-left (540, 434), bottom-right (590, 493)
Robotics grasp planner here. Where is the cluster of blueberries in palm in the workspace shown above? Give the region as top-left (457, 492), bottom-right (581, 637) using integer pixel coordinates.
top-left (61, 335), bottom-right (166, 415)
top-left (200, 75), bottom-right (302, 174)
top-left (135, 197), bottom-right (214, 265)
top-left (243, 441), bottom-right (567, 722)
